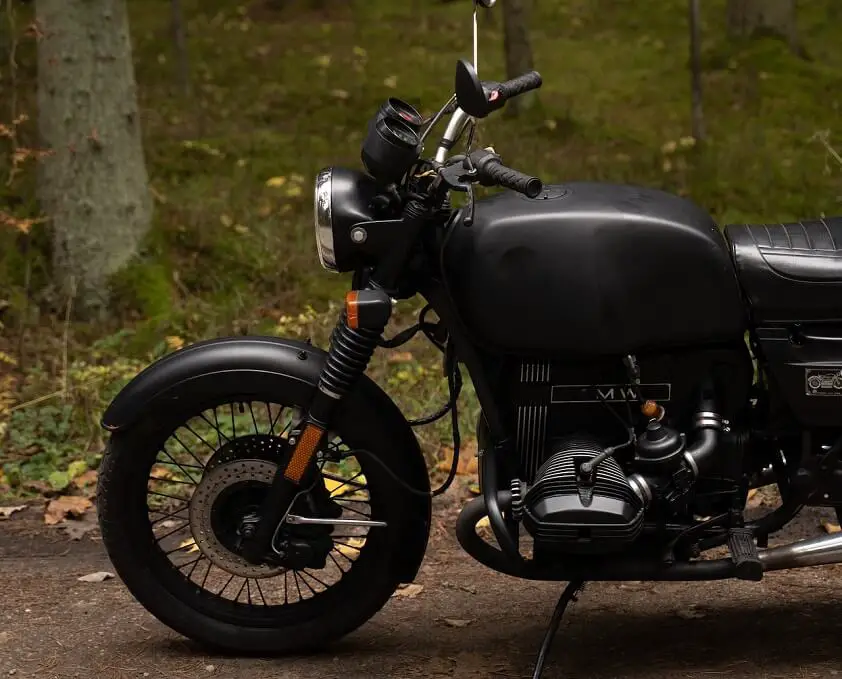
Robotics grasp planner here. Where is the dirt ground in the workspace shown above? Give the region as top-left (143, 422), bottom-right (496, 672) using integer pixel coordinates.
top-left (2, 495), bottom-right (842, 679)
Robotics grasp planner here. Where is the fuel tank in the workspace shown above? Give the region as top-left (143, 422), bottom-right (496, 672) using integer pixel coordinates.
top-left (443, 182), bottom-right (746, 356)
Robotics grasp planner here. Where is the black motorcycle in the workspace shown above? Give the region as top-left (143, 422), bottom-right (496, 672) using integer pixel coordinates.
top-left (97, 1), bottom-right (842, 676)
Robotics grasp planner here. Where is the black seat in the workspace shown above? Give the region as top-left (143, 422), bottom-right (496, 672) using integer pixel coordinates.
top-left (725, 218), bottom-right (842, 324)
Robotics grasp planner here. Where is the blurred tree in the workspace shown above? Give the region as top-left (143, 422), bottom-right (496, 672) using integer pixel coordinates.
top-left (688, 0), bottom-right (705, 142)
top-left (36, 0), bottom-right (151, 317)
top-left (171, 0), bottom-right (190, 97)
top-left (727, 0), bottom-right (804, 57)
top-left (501, 0), bottom-right (536, 116)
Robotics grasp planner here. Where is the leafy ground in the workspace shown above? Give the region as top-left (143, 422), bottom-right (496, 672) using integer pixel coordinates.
top-left (2, 0), bottom-right (842, 499)
top-left (1, 493), bottom-right (842, 679)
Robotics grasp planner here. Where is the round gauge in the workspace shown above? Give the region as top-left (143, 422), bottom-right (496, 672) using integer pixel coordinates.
top-left (380, 118), bottom-right (419, 148)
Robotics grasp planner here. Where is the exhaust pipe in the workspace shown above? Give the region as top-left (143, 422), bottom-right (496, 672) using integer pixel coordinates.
top-left (759, 531), bottom-right (842, 572)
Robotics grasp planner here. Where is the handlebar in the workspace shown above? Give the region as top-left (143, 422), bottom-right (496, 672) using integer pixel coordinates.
top-left (472, 149), bottom-right (542, 198)
top-left (490, 71), bottom-right (543, 106)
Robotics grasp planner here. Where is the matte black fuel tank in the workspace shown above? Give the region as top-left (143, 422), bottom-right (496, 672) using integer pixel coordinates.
top-left (443, 182), bottom-right (746, 356)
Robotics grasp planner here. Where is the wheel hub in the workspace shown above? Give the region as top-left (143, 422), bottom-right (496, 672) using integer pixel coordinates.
top-left (189, 458), bottom-right (285, 578)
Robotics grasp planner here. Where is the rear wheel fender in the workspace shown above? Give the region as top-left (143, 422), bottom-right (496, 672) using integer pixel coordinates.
top-left (101, 335), bottom-right (431, 583)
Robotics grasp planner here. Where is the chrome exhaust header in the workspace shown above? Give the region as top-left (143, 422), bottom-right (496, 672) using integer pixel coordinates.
top-left (759, 532), bottom-right (842, 572)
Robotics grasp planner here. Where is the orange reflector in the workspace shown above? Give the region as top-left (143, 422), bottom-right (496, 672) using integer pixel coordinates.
top-left (284, 423), bottom-right (324, 483)
top-left (345, 291), bottom-right (360, 329)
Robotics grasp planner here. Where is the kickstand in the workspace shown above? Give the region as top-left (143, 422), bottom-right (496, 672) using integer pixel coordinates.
top-left (531, 579), bottom-right (586, 679)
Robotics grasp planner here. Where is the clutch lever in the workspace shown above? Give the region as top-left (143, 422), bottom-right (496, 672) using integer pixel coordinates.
top-left (438, 157), bottom-right (478, 226)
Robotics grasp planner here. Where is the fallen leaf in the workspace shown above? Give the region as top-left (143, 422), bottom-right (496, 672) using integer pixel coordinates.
top-left (330, 89), bottom-right (350, 100)
top-left (0, 505), bottom-right (26, 520)
top-left (677, 606), bottom-right (706, 620)
top-left (383, 75), bottom-right (398, 89)
top-left (77, 571), bottom-right (114, 583)
top-left (59, 520), bottom-right (98, 541)
top-left (392, 583), bottom-right (423, 598)
top-left (44, 496), bottom-right (92, 525)
top-left (436, 439), bottom-right (479, 476)
top-left (476, 516), bottom-right (490, 530)
top-left (285, 185), bottom-right (303, 198)
top-left (178, 537), bottom-right (200, 554)
top-left (822, 521), bottom-right (841, 534)
top-left (443, 618), bottom-right (473, 628)
top-left (72, 470), bottom-right (98, 490)
top-left (335, 536), bottom-right (365, 558)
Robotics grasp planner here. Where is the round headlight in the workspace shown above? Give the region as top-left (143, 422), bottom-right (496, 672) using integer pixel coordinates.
top-left (313, 167), bottom-right (337, 272)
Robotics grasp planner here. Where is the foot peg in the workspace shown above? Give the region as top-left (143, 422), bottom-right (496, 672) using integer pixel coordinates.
top-left (727, 527), bottom-right (763, 581)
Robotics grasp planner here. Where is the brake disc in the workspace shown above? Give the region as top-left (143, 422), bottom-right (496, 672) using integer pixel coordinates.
top-left (189, 458), bottom-right (286, 579)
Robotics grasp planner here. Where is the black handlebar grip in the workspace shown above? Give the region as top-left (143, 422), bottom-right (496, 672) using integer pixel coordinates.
top-left (495, 71), bottom-right (543, 102)
top-left (479, 157), bottom-right (543, 198)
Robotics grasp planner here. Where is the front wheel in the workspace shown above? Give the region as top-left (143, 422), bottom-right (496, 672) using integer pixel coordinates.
top-left (97, 388), bottom-right (424, 654)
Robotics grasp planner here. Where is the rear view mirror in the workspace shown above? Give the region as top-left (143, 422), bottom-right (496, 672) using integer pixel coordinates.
top-left (455, 59), bottom-right (489, 119)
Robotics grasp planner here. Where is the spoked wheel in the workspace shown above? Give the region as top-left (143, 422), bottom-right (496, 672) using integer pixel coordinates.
top-left (97, 392), bottom-right (415, 653)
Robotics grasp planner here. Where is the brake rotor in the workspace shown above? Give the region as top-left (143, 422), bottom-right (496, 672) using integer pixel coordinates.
top-left (189, 458), bottom-right (285, 579)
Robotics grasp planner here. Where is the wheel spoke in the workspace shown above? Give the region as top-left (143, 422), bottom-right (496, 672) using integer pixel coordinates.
top-left (148, 489), bottom-right (190, 504)
top-left (247, 402), bottom-right (259, 435)
top-left (218, 573), bottom-right (235, 597)
top-left (235, 578), bottom-right (248, 603)
top-left (157, 448), bottom-right (201, 484)
top-left (254, 578), bottom-right (268, 606)
top-left (183, 422), bottom-right (219, 457)
top-left (154, 521), bottom-right (191, 543)
top-left (171, 432), bottom-right (208, 470)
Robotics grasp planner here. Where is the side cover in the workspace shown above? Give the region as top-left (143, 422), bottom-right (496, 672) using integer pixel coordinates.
top-left (101, 335), bottom-right (431, 583)
top-left (443, 182), bottom-right (747, 356)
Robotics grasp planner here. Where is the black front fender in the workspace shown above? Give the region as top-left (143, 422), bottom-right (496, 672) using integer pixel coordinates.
top-left (101, 335), bottom-right (431, 583)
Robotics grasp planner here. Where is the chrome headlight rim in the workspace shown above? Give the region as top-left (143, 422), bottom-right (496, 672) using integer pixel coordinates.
top-left (314, 168), bottom-right (337, 272)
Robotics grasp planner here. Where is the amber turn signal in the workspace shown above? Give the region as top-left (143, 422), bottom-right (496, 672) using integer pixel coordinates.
top-left (345, 291), bottom-right (360, 329)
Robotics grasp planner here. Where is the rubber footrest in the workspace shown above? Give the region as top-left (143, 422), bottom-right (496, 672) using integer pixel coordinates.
top-left (727, 527), bottom-right (763, 581)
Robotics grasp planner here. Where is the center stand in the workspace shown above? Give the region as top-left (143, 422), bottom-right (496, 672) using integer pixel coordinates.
top-left (531, 579), bottom-right (586, 679)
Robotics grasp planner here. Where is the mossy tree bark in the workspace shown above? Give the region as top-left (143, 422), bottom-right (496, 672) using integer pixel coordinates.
top-left (727, 0), bottom-right (804, 56)
top-left (501, 0), bottom-right (537, 116)
top-left (36, 0), bottom-right (151, 318)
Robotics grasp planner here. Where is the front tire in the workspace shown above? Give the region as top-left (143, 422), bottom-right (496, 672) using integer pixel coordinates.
top-left (97, 389), bottom-right (426, 654)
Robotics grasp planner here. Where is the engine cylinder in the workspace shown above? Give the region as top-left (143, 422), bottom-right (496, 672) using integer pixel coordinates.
top-left (522, 438), bottom-right (645, 555)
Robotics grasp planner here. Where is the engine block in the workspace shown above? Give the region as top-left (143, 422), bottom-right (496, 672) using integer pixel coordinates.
top-left (522, 438), bottom-right (645, 555)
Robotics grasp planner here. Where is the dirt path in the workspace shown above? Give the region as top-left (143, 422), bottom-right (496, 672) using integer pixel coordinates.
top-left (2, 499), bottom-right (842, 679)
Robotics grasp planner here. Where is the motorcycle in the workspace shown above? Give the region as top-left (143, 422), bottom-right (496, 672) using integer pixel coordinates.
top-left (97, 1), bottom-right (842, 676)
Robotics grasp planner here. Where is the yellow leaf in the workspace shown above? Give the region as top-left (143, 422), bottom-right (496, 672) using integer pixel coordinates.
top-left (179, 537), bottom-right (200, 553)
top-left (352, 46), bottom-right (367, 58)
top-left (383, 75), bottom-right (398, 89)
top-left (822, 521), bottom-right (841, 534)
top-left (330, 89), bottom-right (350, 100)
top-left (0, 351), bottom-right (17, 366)
top-left (314, 54), bottom-right (331, 68)
top-left (165, 335), bottom-right (185, 351)
top-left (392, 583), bottom-right (423, 598)
top-left (335, 536), bottom-right (365, 558)
top-left (265, 176), bottom-right (287, 188)
top-left (285, 185), bottom-right (303, 198)
top-left (219, 214), bottom-right (234, 227)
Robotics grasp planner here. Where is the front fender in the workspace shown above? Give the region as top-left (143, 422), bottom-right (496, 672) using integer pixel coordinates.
top-left (101, 335), bottom-right (431, 583)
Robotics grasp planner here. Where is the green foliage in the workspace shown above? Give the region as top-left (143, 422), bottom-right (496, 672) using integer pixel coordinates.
top-left (4, 0), bottom-right (842, 491)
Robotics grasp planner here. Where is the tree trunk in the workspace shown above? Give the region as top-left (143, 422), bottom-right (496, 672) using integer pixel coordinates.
top-left (727, 0), bottom-right (803, 56)
top-left (688, 0), bottom-right (705, 142)
top-left (36, 0), bottom-right (151, 317)
top-left (501, 0), bottom-right (536, 116)
top-left (171, 0), bottom-right (190, 97)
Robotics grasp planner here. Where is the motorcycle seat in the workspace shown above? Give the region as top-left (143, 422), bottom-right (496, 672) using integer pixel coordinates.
top-left (725, 218), bottom-right (842, 324)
